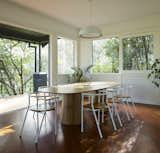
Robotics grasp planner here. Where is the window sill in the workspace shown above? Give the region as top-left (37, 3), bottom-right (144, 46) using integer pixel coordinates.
top-left (91, 73), bottom-right (120, 75)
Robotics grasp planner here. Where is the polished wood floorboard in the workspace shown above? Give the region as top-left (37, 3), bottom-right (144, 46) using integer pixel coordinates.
top-left (0, 103), bottom-right (160, 153)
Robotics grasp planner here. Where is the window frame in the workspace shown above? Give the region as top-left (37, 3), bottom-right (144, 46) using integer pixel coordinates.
top-left (57, 37), bottom-right (77, 75)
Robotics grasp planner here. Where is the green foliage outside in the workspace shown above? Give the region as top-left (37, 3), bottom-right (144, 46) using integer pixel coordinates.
top-left (123, 35), bottom-right (154, 70)
top-left (148, 58), bottom-right (160, 88)
top-left (0, 38), bottom-right (35, 97)
top-left (92, 38), bottom-right (119, 73)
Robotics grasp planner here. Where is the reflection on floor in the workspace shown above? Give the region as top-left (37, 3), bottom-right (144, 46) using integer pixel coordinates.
top-left (0, 103), bottom-right (160, 153)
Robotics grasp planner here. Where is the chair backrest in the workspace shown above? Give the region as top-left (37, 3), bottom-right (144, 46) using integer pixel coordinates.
top-left (99, 88), bottom-right (119, 99)
top-left (82, 92), bottom-right (107, 105)
top-left (28, 85), bottom-right (57, 107)
top-left (116, 84), bottom-right (134, 97)
top-left (106, 88), bottom-right (118, 98)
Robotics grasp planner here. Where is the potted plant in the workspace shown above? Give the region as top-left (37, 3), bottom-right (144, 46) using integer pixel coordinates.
top-left (148, 58), bottom-right (160, 88)
top-left (69, 65), bottom-right (93, 83)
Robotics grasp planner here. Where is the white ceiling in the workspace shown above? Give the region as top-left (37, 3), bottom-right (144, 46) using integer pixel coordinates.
top-left (9, 0), bottom-right (160, 28)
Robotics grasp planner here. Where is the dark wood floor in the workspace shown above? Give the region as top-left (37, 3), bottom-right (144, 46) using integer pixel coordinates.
top-left (0, 103), bottom-right (160, 153)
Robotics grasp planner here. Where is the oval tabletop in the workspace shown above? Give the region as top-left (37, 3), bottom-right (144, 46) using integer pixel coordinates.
top-left (39, 81), bottom-right (119, 94)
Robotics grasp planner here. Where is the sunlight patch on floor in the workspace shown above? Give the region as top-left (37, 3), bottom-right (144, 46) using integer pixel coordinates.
top-left (0, 124), bottom-right (15, 136)
top-left (117, 120), bottom-right (144, 153)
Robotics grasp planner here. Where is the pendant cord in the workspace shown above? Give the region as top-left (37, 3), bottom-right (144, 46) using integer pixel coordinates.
top-left (89, 0), bottom-right (93, 26)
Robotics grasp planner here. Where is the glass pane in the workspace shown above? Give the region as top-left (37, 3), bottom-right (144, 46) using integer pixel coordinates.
top-left (41, 44), bottom-right (48, 73)
top-left (0, 38), bottom-right (35, 97)
top-left (92, 38), bottom-right (119, 73)
top-left (58, 38), bottom-right (75, 74)
top-left (123, 35), bottom-right (154, 70)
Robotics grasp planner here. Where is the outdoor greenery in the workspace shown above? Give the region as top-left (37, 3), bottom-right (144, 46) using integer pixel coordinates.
top-left (123, 35), bottom-right (154, 70)
top-left (148, 58), bottom-right (160, 88)
top-left (92, 38), bottom-right (119, 73)
top-left (0, 38), bottom-right (49, 97)
top-left (0, 38), bottom-right (35, 97)
top-left (0, 35), bottom-right (156, 97)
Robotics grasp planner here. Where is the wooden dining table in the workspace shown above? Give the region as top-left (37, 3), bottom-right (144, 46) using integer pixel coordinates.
top-left (39, 81), bottom-right (119, 125)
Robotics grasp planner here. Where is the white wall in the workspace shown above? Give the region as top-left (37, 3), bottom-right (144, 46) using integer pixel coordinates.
top-left (79, 15), bottom-right (160, 105)
top-left (122, 71), bottom-right (160, 105)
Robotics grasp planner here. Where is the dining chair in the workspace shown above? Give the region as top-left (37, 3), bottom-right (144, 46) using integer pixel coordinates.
top-left (81, 92), bottom-right (119, 139)
top-left (103, 87), bottom-right (131, 121)
top-left (126, 84), bottom-right (137, 112)
top-left (19, 90), bottom-right (59, 144)
top-left (98, 88), bottom-right (123, 126)
top-left (116, 86), bottom-right (135, 118)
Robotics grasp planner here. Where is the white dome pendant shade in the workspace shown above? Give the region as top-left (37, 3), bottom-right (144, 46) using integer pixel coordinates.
top-left (79, 0), bottom-right (103, 39)
top-left (79, 26), bottom-right (102, 38)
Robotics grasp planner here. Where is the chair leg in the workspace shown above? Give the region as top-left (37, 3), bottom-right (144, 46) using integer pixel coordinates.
top-left (19, 107), bottom-right (29, 138)
top-left (126, 98), bottom-right (134, 118)
top-left (111, 97), bottom-right (116, 116)
top-left (92, 108), bottom-right (103, 138)
top-left (54, 102), bottom-right (58, 135)
top-left (101, 95), bottom-right (105, 123)
top-left (101, 109), bottom-right (104, 123)
top-left (90, 95), bottom-right (102, 138)
top-left (113, 103), bottom-right (123, 127)
top-left (98, 110), bottom-right (100, 123)
top-left (107, 104), bottom-right (117, 131)
top-left (98, 94), bottom-right (101, 103)
top-left (35, 112), bottom-right (40, 144)
top-left (121, 99), bottom-right (130, 121)
top-left (39, 112), bottom-right (46, 132)
top-left (81, 95), bottom-right (84, 133)
top-left (131, 97), bottom-right (137, 112)
top-left (34, 112), bottom-right (46, 144)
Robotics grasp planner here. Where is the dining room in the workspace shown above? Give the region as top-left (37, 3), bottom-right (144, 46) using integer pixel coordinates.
top-left (0, 0), bottom-right (160, 153)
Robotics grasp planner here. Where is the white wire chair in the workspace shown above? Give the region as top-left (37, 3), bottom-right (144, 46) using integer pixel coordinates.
top-left (126, 84), bottom-right (137, 112)
top-left (19, 90), bottom-right (59, 144)
top-left (116, 86), bottom-right (136, 118)
top-left (99, 88), bottom-right (123, 127)
top-left (107, 85), bottom-right (136, 121)
top-left (81, 92), bottom-right (120, 139)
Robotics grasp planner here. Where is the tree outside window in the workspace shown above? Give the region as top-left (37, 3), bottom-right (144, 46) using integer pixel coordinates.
top-left (0, 38), bottom-right (49, 97)
top-left (123, 35), bottom-right (154, 70)
top-left (0, 39), bottom-right (35, 97)
top-left (92, 38), bottom-right (119, 73)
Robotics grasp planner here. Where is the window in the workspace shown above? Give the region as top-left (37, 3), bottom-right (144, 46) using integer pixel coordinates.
top-left (0, 38), bottom-right (35, 96)
top-left (92, 38), bottom-right (119, 73)
top-left (57, 38), bottom-right (76, 74)
top-left (41, 44), bottom-right (49, 73)
top-left (123, 35), bottom-right (154, 70)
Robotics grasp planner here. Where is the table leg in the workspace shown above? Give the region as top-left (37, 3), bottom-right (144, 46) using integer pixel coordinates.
top-left (61, 93), bottom-right (81, 125)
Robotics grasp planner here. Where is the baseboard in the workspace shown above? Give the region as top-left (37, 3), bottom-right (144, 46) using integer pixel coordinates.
top-left (133, 98), bottom-right (160, 106)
